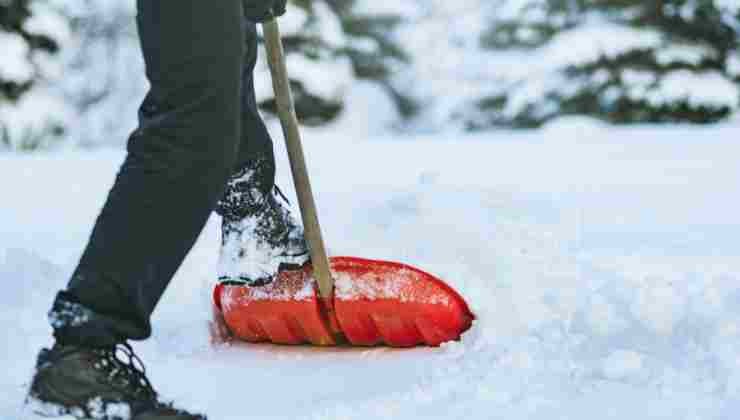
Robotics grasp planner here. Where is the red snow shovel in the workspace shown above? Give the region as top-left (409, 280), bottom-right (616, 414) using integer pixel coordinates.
top-left (213, 19), bottom-right (473, 347)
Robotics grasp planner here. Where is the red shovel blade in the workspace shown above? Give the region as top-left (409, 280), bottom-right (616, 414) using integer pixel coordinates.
top-left (214, 268), bottom-right (337, 346)
top-left (214, 257), bottom-right (474, 347)
top-left (332, 257), bottom-right (473, 347)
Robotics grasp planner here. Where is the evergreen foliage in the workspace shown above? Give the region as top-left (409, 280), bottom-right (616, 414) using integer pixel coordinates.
top-left (0, 0), bottom-right (59, 102)
top-left (0, 0), bottom-right (67, 149)
top-left (474, 0), bottom-right (740, 128)
top-left (1, 0), bottom-right (409, 149)
top-left (258, 0), bottom-right (411, 125)
top-left (328, 0), bottom-right (415, 116)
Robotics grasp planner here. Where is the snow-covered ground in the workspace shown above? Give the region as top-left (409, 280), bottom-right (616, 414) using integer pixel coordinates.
top-left (1, 121), bottom-right (740, 419)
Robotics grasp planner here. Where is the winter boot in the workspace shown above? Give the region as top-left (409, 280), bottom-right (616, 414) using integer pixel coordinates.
top-left (26, 343), bottom-right (205, 420)
top-left (216, 159), bottom-right (310, 285)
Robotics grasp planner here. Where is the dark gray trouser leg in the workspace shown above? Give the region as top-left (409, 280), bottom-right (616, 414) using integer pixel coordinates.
top-left (234, 20), bottom-right (276, 189)
top-left (50, 0), bottom-right (252, 347)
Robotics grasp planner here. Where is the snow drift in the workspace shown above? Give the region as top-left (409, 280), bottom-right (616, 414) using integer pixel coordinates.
top-left (1, 122), bottom-right (740, 419)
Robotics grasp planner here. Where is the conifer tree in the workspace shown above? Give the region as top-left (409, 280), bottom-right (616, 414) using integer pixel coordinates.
top-left (2, 0), bottom-right (410, 149)
top-left (257, 0), bottom-right (410, 125)
top-left (473, 0), bottom-right (740, 128)
top-left (1, 0), bottom-right (65, 149)
top-left (1, 0), bottom-right (59, 102)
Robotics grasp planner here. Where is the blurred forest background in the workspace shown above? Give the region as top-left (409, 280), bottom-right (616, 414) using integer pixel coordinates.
top-left (1, 0), bottom-right (739, 151)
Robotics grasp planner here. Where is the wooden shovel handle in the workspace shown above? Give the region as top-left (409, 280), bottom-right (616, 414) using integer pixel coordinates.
top-left (263, 19), bottom-right (334, 300)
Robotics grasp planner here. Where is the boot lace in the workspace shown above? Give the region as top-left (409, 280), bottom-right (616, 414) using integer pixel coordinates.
top-left (92, 343), bottom-right (157, 401)
top-left (273, 185), bottom-right (291, 205)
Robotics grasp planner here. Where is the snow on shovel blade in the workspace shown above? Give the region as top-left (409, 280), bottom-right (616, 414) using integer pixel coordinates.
top-left (214, 267), bottom-right (337, 346)
top-left (214, 257), bottom-right (474, 347)
top-left (331, 257), bottom-right (474, 347)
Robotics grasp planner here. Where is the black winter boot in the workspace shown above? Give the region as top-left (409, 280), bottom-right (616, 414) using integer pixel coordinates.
top-left (26, 343), bottom-right (205, 420)
top-left (216, 159), bottom-right (310, 285)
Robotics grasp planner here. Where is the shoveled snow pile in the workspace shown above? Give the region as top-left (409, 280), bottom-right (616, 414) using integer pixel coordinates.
top-left (1, 121), bottom-right (740, 419)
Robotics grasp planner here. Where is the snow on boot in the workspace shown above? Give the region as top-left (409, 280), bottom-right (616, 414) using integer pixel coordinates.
top-left (26, 343), bottom-right (205, 420)
top-left (216, 159), bottom-right (310, 285)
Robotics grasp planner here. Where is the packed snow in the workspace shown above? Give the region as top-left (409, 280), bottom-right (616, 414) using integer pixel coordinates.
top-left (1, 118), bottom-right (739, 419)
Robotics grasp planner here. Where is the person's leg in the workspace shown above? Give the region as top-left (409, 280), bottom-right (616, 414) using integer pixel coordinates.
top-left (49, 0), bottom-right (245, 348)
top-left (233, 20), bottom-right (276, 189)
top-left (214, 17), bottom-right (309, 285)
